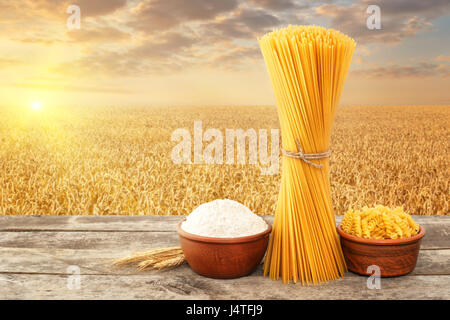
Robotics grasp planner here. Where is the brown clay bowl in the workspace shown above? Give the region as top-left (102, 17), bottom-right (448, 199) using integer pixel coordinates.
top-left (337, 224), bottom-right (425, 277)
top-left (177, 220), bottom-right (271, 279)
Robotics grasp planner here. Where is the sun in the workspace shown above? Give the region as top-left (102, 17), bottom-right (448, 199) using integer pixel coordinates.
top-left (31, 102), bottom-right (42, 110)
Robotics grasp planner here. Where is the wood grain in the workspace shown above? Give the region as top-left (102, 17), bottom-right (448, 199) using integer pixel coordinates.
top-left (0, 248), bottom-right (448, 276)
top-left (0, 215), bottom-right (448, 299)
top-left (0, 273), bottom-right (448, 300)
top-left (1, 215), bottom-right (448, 232)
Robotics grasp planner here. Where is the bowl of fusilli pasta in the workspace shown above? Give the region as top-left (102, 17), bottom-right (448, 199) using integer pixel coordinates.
top-left (337, 205), bottom-right (425, 277)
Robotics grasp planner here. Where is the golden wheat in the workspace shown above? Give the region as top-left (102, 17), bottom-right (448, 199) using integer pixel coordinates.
top-left (113, 247), bottom-right (185, 271)
top-left (0, 105), bottom-right (448, 215)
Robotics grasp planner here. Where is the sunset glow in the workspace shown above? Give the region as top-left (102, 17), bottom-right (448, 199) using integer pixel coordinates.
top-left (31, 102), bottom-right (42, 111)
top-left (0, 1), bottom-right (448, 107)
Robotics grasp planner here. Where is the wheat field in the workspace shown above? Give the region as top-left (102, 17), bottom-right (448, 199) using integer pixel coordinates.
top-left (0, 105), bottom-right (448, 215)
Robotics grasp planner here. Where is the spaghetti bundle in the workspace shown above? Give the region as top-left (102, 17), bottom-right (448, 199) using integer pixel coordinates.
top-left (259, 25), bottom-right (356, 284)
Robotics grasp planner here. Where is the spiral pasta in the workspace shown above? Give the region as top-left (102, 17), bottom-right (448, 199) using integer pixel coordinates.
top-left (341, 205), bottom-right (419, 240)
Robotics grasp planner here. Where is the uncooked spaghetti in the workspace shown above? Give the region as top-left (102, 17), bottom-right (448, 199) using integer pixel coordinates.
top-left (259, 25), bottom-right (356, 284)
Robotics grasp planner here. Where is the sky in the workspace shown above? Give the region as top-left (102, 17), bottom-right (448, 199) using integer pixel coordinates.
top-left (0, 0), bottom-right (449, 108)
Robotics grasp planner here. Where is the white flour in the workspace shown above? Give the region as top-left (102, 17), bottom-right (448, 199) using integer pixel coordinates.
top-left (181, 199), bottom-right (268, 238)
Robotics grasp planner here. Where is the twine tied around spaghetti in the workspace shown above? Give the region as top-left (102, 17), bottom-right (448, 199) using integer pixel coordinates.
top-left (281, 138), bottom-right (331, 169)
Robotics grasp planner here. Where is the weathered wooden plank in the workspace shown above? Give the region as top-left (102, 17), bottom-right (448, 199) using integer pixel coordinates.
top-left (0, 231), bottom-right (178, 250)
top-left (0, 225), bottom-right (447, 251)
top-left (0, 215), bottom-right (184, 232)
top-left (0, 247), bottom-right (447, 276)
top-left (1, 272), bottom-right (448, 300)
top-left (1, 215), bottom-right (448, 232)
top-left (1, 215), bottom-right (448, 248)
top-left (0, 215), bottom-right (448, 299)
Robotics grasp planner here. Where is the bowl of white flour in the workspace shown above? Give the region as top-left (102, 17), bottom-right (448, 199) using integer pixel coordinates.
top-left (177, 199), bottom-right (271, 279)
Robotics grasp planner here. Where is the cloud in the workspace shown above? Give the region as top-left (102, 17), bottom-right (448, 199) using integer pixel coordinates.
top-left (54, 50), bottom-right (144, 77)
top-left (129, 32), bottom-right (198, 59)
top-left (123, 6), bottom-right (281, 73)
top-left (355, 45), bottom-right (371, 57)
top-left (54, 31), bottom-right (201, 77)
top-left (29, 0), bottom-right (128, 18)
top-left (0, 58), bottom-right (21, 69)
top-left (208, 46), bottom-right (261, 71)
top-left (66, 26), bottom-right (131, 43)
top-left (0, 0), bottom-right (294, 76)
top-left (10, 26), bottom-right (131, 45)
top-left (352, 61), bottom-right (450, 78)
top-left (235, 8), bottom-right (281, 31)
top-left (0, 0), bottom-right (128, 22)
top-left (249, 0), bottom-right (297, 10)
top-left (55, 24), bottom-right (262, 77)
top-left (436, 55), bottom-right (450, 62)
top-left (5, 0), bottom-right (449, 80)
top-left (8, 25), bottom-right (131, 45)
top-left (353, 57), bottom-right (364, 65)
top-left (9, 37), bottom-right (62, 45)
top-left (129, 0), bottom-right (239, 32)
top-left (366, 0), bottom-right (450, 19)
top-left (0, 0), bottom-right (129, 46)
top-left (70, 0), bottom-right (128, 17)
top-left (204, 8), bottom-right (281, 40)
top-left (315, 0), bottom-right (449, 44)
top-left (8, 81), bottom-right (134, 94)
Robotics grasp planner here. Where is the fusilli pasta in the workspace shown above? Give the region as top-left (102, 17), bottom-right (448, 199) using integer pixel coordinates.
top-left (341, 205), bottom-right (419, 240)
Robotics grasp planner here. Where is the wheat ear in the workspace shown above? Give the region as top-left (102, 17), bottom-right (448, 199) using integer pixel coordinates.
top-left (113, 247), bottom-right (185, 271)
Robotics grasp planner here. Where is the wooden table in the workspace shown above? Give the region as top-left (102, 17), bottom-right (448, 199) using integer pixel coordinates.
top-left (0, 215), bottom-right (448, 300)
